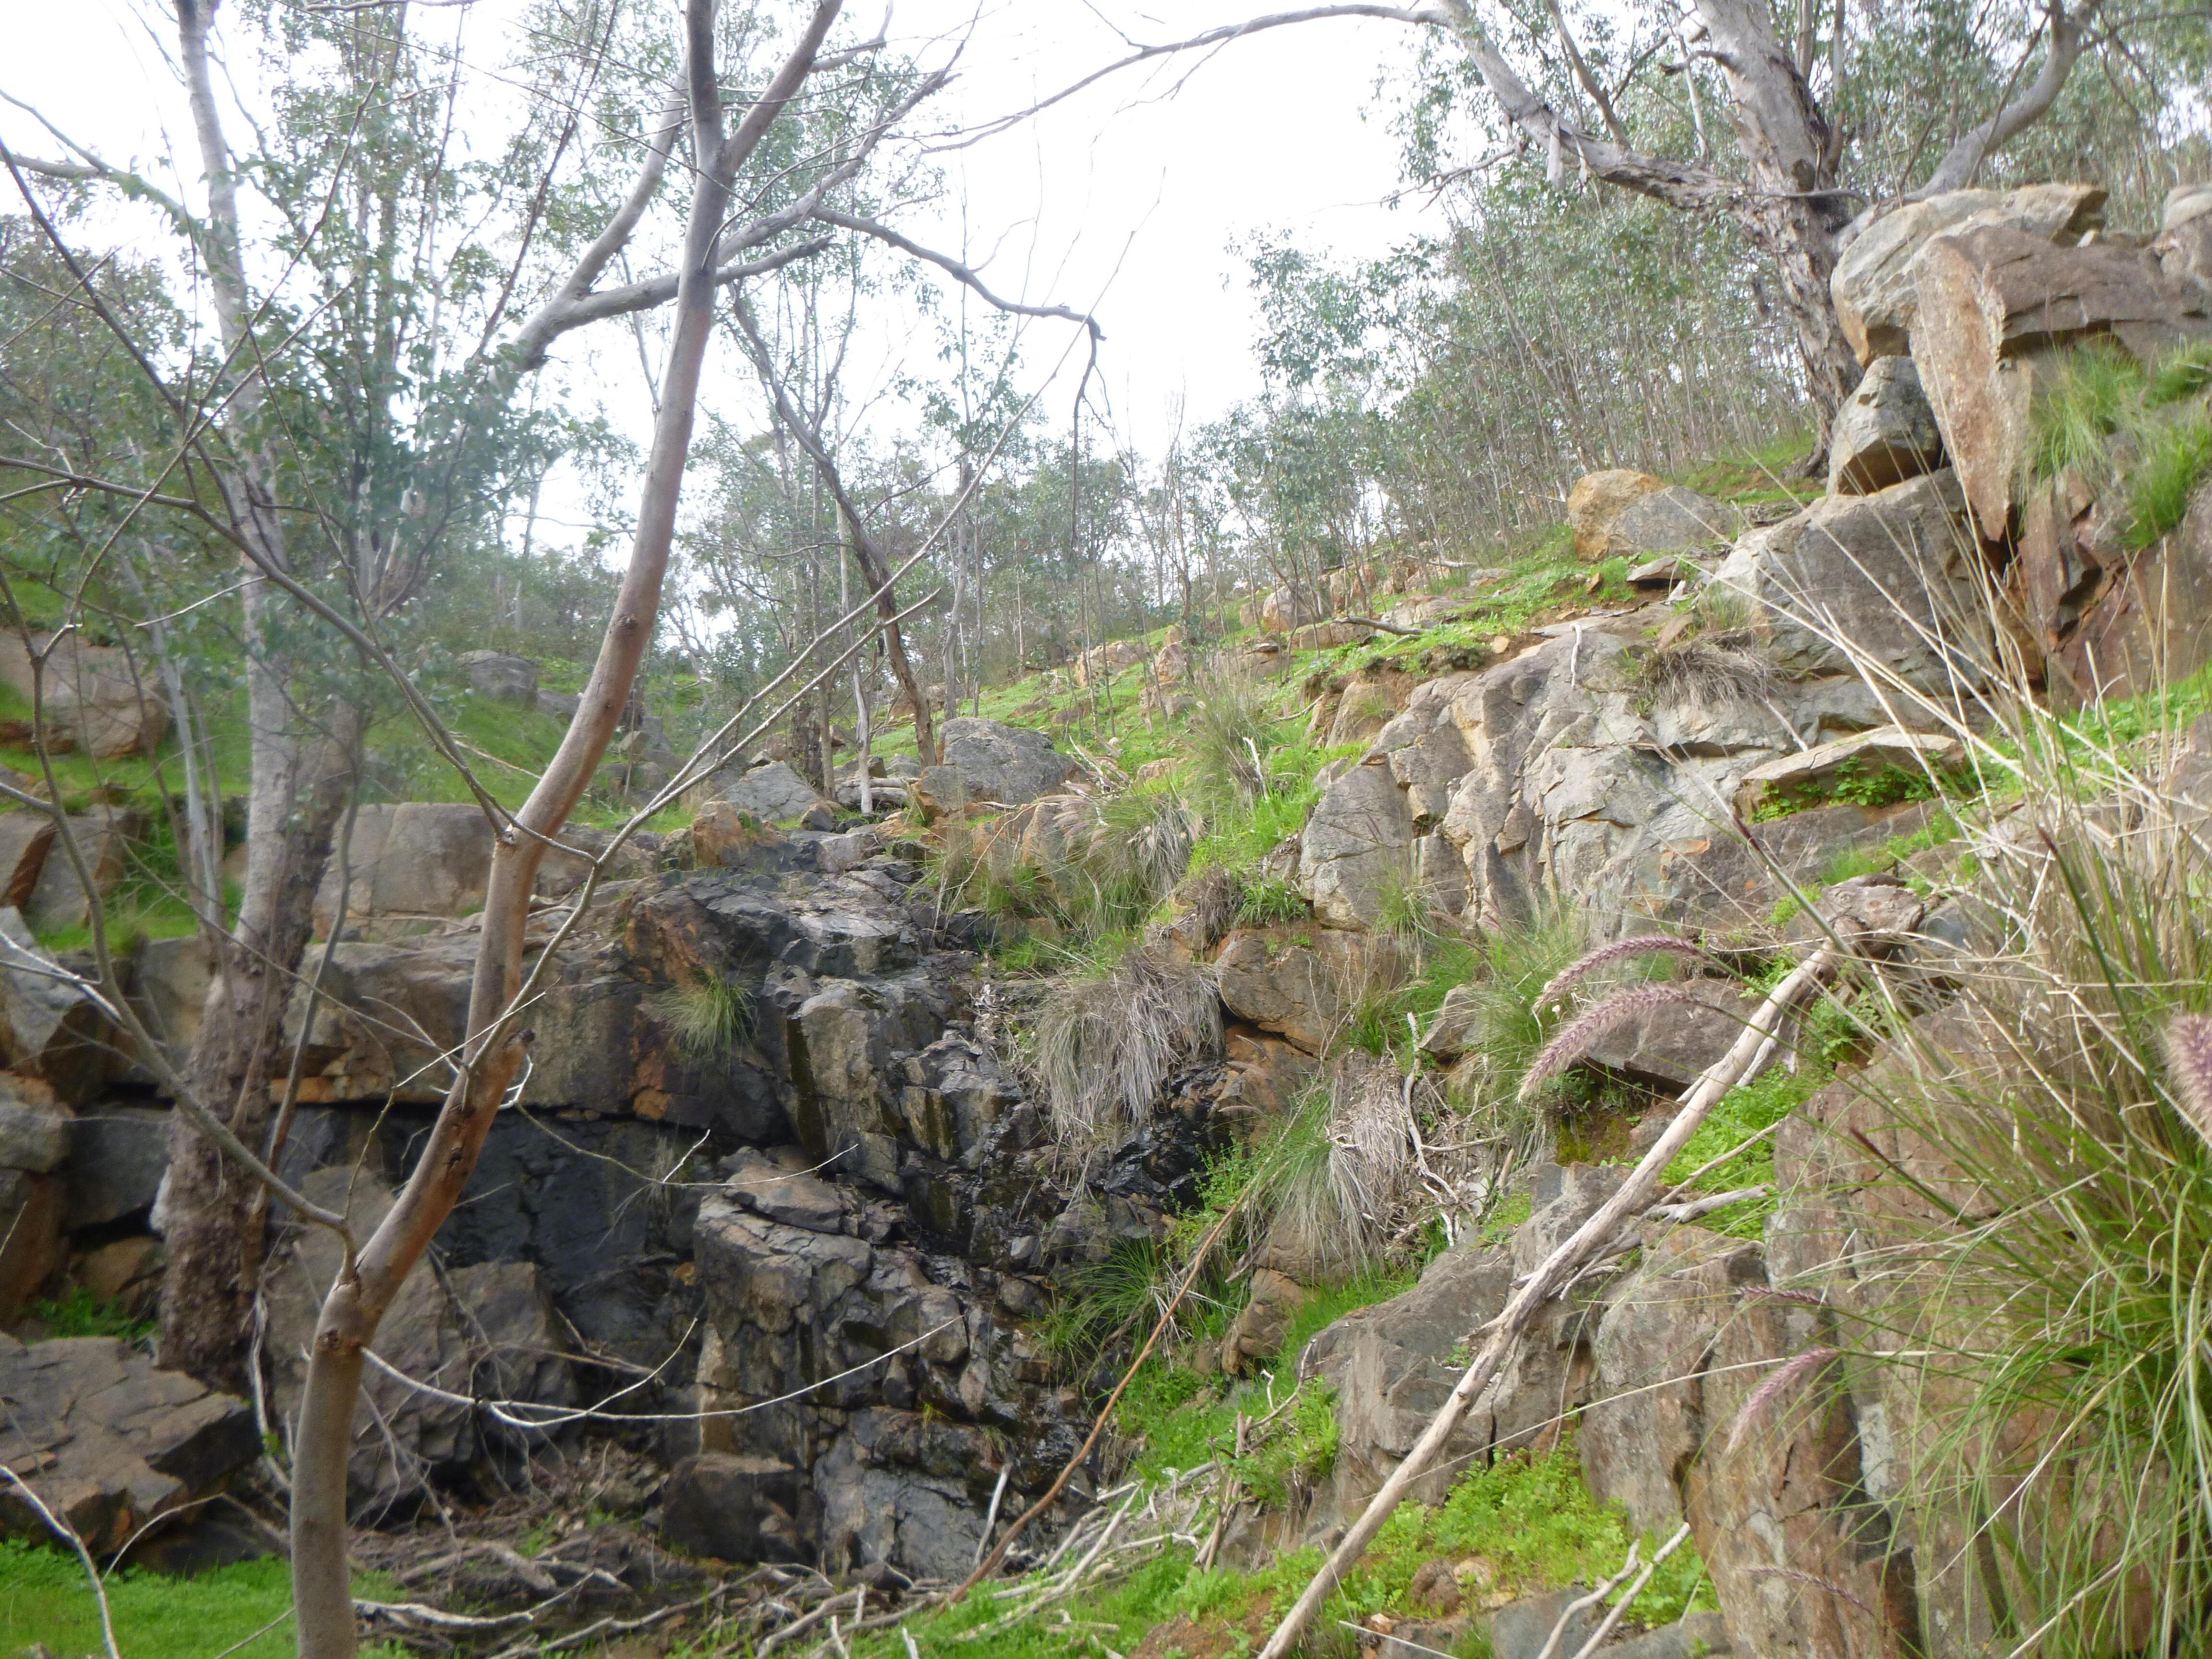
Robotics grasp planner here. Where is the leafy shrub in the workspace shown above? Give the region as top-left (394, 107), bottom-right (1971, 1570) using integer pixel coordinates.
top-left (2127, 406), bottom-right (2212, 544)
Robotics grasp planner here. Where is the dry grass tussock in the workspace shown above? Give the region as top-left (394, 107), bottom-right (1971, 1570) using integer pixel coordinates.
top-left (1254, 1056), bottom-right (1429, 1277)
top-left (1029, 946), bottom-right (1223, 1146)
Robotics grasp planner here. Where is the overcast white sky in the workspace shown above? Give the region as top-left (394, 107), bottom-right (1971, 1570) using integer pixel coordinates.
top-left (2, 2), bottom-right (1450, 537)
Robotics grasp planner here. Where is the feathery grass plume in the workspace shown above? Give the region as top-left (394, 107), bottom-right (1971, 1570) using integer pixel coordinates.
top-left (1540, 934), bottom-right (1715, 1006)
top-left (2162, 1013), bottom-right (2212, 1147)
top-left (1030, 945), bottom-right (1223, 1145)
top-left (1518, 984), bottom-right (1710, 1104)
top-left (1725, 1347), bottom-right (1841, 1457)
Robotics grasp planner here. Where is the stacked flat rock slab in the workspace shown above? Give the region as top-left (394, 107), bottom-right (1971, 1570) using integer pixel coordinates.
top-left (1830, 182), bottom-right (2107, 363)
top-left (1567, 469), bottom-right (1736, 562)
top-left (0, 1334), bottom-right (257, 1552)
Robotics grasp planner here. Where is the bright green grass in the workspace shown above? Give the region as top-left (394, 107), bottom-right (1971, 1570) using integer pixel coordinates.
top-left (857, 1443), bottom-right (1711, 1659)
top-left (0, 1541), bottom-right (407, 1659)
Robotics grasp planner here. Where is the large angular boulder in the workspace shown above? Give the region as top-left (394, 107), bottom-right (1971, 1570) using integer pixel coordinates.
top-left (1257, 584), bottom-right (1328, 634)
top-left (0, 1073), bottom-right (69, 1319)
top-left (701, 760), bottom-right (837, 824)
top-left (1600, 485), bottom-right (1739, 561)
top-left (1567, 469), bottom-right (1666, 559)
top-left (63, 1104), bottom-right (169, 1229)
top-left (1304, 1165), bottom-right (1621, 1529)
top-left (936, 717), bottom-right (1075, 806)
top-left (1911, 222), bottom-right (2212, 536)
top-left (0, 1335), bottom-right (258, 1552)
top-left (1214, 927), bottom-right (1398, 1055)
top-left (1711, 469), bottom-right (1990, 692)
top-left (0, 908), bottom-right (109, 1103)
top-left (1826, 355), bottom-right (1944, 496)
top-left (1830, 182), bottom-right (2105, 363)
top-left (0, 633), bottom-right (170, 759)
top-left (311, 803), bottom-right (654, 931)
top-left (23, 808), bottom-right (138, 935)
top-left (1298, 757), bottom-right (1414, 929)
top-left (456, 649), bottom-right (539, 706)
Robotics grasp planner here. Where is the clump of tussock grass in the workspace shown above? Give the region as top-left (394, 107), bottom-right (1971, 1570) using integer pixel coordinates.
top-left (1029, 945), bottom-right (1223, 1146)
top-left (646, 975), bottom-right (752, 1058)
top-left (1184, 671), bottom-right (1284, 815)
top-left (1768, 538), bottom-right (2212, 1657)
top-left (1630, 630), bottom-right (1778, 712)
top-left (1251, 1058), bottom-right (1419, 1277)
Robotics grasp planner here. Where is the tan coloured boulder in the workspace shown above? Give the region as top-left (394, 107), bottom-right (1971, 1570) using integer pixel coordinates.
top-left (0, 632), bottom-right (169, 759)
top-left (1259, 584), bottom-right (1329, 634)
top-left (1830, 183), bottom-right (2105, 363)
top-left (1910, 222), bottom-right (2212, 536)
top-left (1566, 469), bottom-right (1666, 559)
top-left (23, 807), bottom-right (138, 934)
top-left (1213, 926), bottom-right (1398, 1055)
top-left (1826, 355), bottom-right (1945, 495)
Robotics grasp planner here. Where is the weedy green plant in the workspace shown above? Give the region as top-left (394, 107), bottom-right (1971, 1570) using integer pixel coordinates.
top-left (26, 1285), bottom-right (154, 1342)
top-left (646, 975), bottom-right (752, 1058)
top-left (1234, 871), bottom-right (1309, 926)
top-left (1432, 903), bottom-right (1589, 1146)
top-left (2031, 339), bottom-right (2147, 480)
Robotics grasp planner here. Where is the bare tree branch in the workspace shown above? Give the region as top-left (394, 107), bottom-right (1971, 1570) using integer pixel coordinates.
top-left (1920, 0), bottom-right (2103, 191)
top-left (815, 208), bottom-right (1104, 338)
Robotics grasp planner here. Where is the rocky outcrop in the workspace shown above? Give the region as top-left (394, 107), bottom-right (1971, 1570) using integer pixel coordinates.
top-left (697, 760), bottom-right (836, 825)
top-left (1294, 609), bottom-right (1918, 938)
top-left (309, 802), bottom-right (661, 934)
top-left (1911, 222), bottom-right (2212, 536)
top-left (1711, 470), bottom-right (1990, 692)
top-left (457, 650), bottom-right (540, 706)
top-left (265, 1167), bottom-right (578, 1516)
top-left (0, 1334), bottom-right (257, 1552)
top-left (1830, 183), bottom-right (2105, 363)
top-left (1733, 726), bottom-right (1964, 818)
top-left (936, 717), bottom-right (1076, 805)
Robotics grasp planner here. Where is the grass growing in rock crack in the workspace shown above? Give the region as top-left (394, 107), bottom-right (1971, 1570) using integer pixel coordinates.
top-left (1029, 946), bottom-right (1223, 1145)
top-left (646, 975), bottom-right (752, 1058)
top-left (2029, 337), bottom-right (2212, 546)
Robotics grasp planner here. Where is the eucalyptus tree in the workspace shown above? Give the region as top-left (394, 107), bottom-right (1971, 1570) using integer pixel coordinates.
top-left (5, 4), bottom-right (1100, 1651)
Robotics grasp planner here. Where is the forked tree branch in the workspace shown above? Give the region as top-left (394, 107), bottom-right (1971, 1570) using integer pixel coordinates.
top-left (1919, 0), bottom-right (2103, 191)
